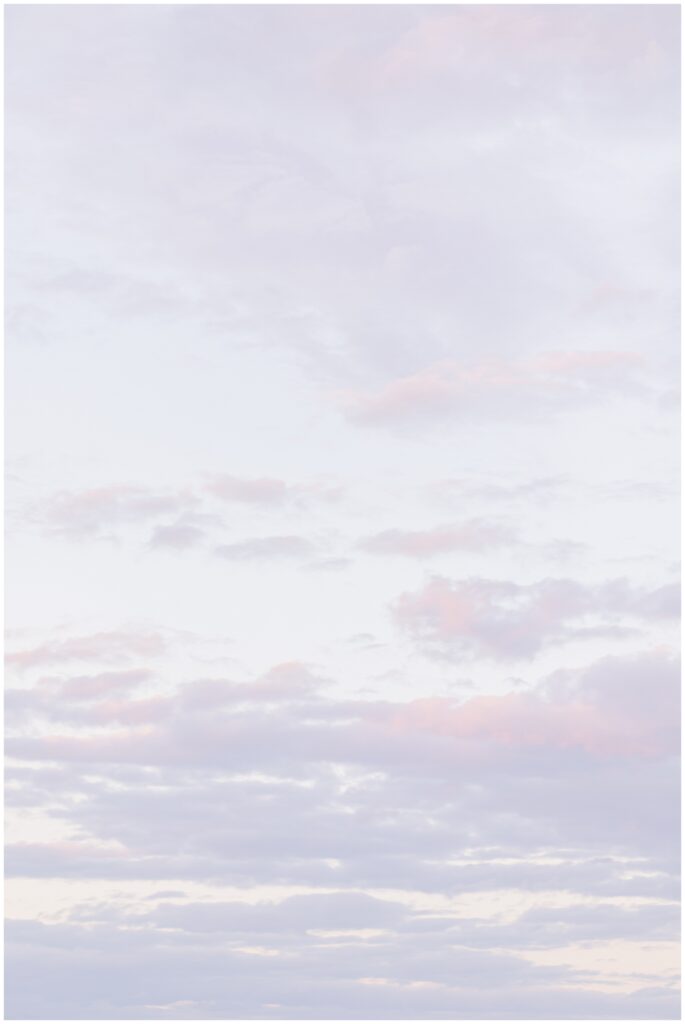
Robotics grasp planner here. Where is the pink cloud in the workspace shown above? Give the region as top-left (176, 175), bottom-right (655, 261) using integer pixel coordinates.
top-left (342, 351), bottom-right (644, 428)
top-left (41, 485), bottom-right (196, 537)
top-left (207, 475), bottom-right (342, 507)
top-left (149, 521), bottom-right (205, 549)
top-left (88, 696), bottom-right (172, 726)
top-left (360, 520), bottom-right (514, 557)
top-left (393, 576), bottom-right (679, 658)
top-left (180, 662), bottom-right (325, 710)
top-left (383, 658), bottom-right (678, 758)
top-left (328, 7), bottom-right (671, 93)
top-left (52, 669), bottom-right (152, 700)
top-left (6, 631), bottom-right (168, 672)
top-left (6, 651), bottom-right (678, 766)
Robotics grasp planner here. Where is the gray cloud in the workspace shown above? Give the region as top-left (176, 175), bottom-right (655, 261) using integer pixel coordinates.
top-left (6, 651), bottom-right (679, 891)
top-left (5, 909), bottom-right (679, 1020)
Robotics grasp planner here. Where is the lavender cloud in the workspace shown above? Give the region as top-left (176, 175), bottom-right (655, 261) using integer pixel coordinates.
top-left (342, 352), bottom-right (650, 430)
top-left (393, 576), bottom-right (680, 659)
top-left (5, 5), bottom-right (679, 1020)
top-left (360, 519), bottom-right (515, 557)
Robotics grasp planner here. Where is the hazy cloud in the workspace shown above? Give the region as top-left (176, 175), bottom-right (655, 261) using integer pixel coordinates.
top-left (393, 576), bottom-right (679, 658)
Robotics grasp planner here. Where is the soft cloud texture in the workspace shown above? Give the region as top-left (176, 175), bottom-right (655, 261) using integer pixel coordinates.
top-left (6, 630), bottom-right (168, 672)
top-left (39, 486), bottom-right (198, 539)
top-left (5, 4), bottom-right (679, 1020)
top-left (393, 577), bottom-right (679, 658)
top-left (343, 352), bottom-right (647, 429)
top-left (215, 535), bottom-right (317, 562)
top-left (360, 520), bottom-right (514, 557)
top-left (5, 644), bottom-right (680, 1017)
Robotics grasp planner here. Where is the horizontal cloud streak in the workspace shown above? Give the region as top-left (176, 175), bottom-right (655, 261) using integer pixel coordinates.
top-left (393, 577), bottom-right (679, 658)
top-left (360, 520), bottom-right (514, 557)
top-left (343, 352), bottom-right (648, 429)
top-left (215, 535), bottom-right (316, 561)
top-left (5, 645), bottom-right (680, 1016)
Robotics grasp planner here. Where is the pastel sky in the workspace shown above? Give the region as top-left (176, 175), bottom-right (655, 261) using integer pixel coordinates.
top-left (5, 4), bottom-right (681, 1020)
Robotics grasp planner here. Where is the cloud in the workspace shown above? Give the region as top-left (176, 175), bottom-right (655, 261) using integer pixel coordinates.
top-left (393, 576), bottom-right (679, 658)
top-left (28, 477), bottom-right (341, 549)
top-left (382, 658), bottom-right (679, 759)
top-left (360, 519), bottom-right (514, 557)
top-left (207, 475), bottom-right (341, 507)
top-left (5, 630), bottom-right (168, 672)
top-left (5, 4), bottom-right (679, 1019)
top-left (5, 643), bottom-right (679, 1015)
top-left (215, 535), bottom-right (316, 561)
top-left (148, 520), bottom-right (206, 549)
top-left (6, 669), bottom-right (152, 725)
top-left (40, 485), bottom-right (197, 539)
top-left (207, 475), bottom-right (290, 504)
top-left (342, 352), bottom-right (646, 429)
top-left (68, 890), bottom-right (679, 947)
top-left (6, 660), bottom-right (325, 731)
top-left (431, 477), bottom-right (566, 506)
top-left (4, 898), bottom-right (679, 1019)
top-left (8, 649), bottom-right (679, 767)
top-left (180, 661), bottom-right (325, 708)
top-left (6, 649), bottom-right (679, 878)
top-left (74, 890), bottom-right (406, 934)
top-left (345, 6), bottom-right (679, 95)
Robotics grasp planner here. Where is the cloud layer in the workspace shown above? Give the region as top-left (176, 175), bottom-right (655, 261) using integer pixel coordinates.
top-left (5, 641), bottom-right (680, 1018)
top-left (5, 4), bottom-right (679, 1020)
top-left (393, 577), bottom-right (680, 658)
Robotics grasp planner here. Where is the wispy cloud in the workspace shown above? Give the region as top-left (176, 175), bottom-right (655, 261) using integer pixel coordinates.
top-left (39, 485), bottom-right (196, 539)
top-left (5, 3), bottom-right (679, 1019)
top-left (393, 576), bottom-right (679, 658)
top-left (360, 519), bottom-right (514, 557)
top-left (342, 352), bottom-right (647, 429)
top-left (6, 630), bottom-right (168, 672)
top-left (215, 535), bottom-right (316, 561)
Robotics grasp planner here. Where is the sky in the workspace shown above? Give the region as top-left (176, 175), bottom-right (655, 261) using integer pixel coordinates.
top-left (4, 4), bottom-right (681, 1020)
